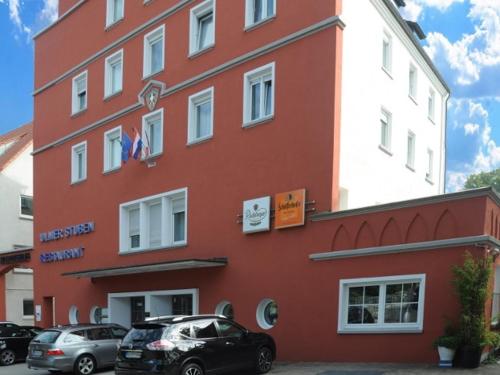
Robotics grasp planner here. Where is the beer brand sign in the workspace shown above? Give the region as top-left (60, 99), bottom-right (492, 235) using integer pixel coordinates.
top-left (243, 196), bottom-right (271, 234)
top-left (274, 189), bottom-right (306, 229)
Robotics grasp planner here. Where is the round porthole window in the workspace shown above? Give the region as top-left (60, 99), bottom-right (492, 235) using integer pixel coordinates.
top-left (256, 299), bottom-right (278, 330)
top-left (90, 306), bottom-right (103, 324)
top-left (215, 301), bottom-right (234, 320)
top-left (68, 305), bottom-right (79, 325)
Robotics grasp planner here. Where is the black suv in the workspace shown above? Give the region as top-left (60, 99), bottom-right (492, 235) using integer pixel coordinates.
top-left (0, 322), bottom-right (39, 366)
top-left (115, 315), bottom-right (276, 375)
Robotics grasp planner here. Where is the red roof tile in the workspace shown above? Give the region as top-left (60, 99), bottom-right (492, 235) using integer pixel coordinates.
top-left (0, 123), bottom-right (33, 172)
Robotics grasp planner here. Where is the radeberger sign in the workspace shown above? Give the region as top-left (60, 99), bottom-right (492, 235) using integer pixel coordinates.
top-left (243, 196), bottom-right (271, 233)
top-left (274, 189), bottom-right (306, 229)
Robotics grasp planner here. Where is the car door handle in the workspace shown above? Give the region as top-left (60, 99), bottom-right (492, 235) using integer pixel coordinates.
top-left (93, 344), bottom-right (99, 348)
top-left (225, 341), bottom-right (235, 346)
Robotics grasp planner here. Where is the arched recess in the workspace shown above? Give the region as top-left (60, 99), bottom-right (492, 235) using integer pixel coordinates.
top-left (433, 209), bottom-right (458, 240)
top-left (405, 214), bottom-right (429, 243)
top-left (331, 225), bottom-right (352, 251)
top-left (354, 221), bottom-right (377, 249)
top-left (379, 217), bottom-right (403, 246)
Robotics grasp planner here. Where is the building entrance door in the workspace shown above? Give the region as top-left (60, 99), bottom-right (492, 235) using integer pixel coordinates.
top-left (130, 296), bottom-right (145, 324)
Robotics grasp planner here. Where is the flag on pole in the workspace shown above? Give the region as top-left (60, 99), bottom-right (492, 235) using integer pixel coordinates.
top-left (121, 132), bottom-right (132, 163)
top-left (142, 128), bottom-right (151, 160)
top-left (132, 128), bottom-right (143, 160)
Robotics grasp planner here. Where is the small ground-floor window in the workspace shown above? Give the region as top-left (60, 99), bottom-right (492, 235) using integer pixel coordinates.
top-left (338, 274), bottom-right (425, 334)
top-left (215, 300), bottom-right (234, 320)
top-left (68, 305), bottom-right (79, 325)
top-left (256, 298), bottom-right (278, 330)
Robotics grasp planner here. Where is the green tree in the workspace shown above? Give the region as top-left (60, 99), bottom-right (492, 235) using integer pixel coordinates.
top-left (464, 168), bottom-right (500, 191)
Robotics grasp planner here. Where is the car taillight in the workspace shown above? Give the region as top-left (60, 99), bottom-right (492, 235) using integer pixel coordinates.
top-left (146, 339), bottom-right (175, 351)
top-left (47, 349), bottom-right (65, 356)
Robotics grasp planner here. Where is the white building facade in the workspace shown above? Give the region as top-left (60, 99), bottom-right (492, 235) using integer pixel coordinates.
top-left (339, 0), bottom-right (449, 210)
top-left (0, 124), bottom-right (34, 325)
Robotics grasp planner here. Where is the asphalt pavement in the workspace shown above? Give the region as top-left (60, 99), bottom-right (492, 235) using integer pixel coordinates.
top-left (1, 361), bottom-right (500, 375)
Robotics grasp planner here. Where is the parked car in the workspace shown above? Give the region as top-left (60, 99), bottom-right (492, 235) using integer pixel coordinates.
top-left (27, 323), bottom-right (128, 375)
top-left (0, 323), bottom-right (39, 366)
top-left (115, 315), bottom-right (276, 375)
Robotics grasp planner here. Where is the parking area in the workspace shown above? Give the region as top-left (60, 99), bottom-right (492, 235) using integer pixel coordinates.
top-left (1, 360), bottom-right (500, 375)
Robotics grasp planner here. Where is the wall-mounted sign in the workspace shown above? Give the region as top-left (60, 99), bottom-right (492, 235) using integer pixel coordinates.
top-left (0, 252), bottom-right (30, 265)
top-left (39, 222), bottom-right (94, 243)
top-left (275, 189), bottom-right (306, 229)
top-left (40, 247), bottom-right (85, 263)
top-left (243, 196), bottom-right (271, 234)
top-left (35, 305), bottom-right (41, 322)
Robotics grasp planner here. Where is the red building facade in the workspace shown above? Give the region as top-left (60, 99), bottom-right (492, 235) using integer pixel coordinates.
top-left (31, 0), bottom-right (500, 363)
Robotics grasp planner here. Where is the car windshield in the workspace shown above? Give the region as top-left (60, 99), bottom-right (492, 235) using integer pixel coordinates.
top-left (122, 324), bottom-right (169, 345)
top-left (33, 330), bottom-right (61, 343)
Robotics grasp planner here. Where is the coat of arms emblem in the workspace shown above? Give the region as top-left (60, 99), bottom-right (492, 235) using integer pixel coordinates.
top-left (146, 87), bottom-right (160, 111)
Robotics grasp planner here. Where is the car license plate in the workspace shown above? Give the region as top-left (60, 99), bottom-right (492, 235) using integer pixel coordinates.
top-left (124, 351), bottom-right (142, 359)
top-left (31, 350), bottom-right (43, 358)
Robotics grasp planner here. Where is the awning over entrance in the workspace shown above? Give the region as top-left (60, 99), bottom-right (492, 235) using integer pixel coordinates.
top-left (61, 257), bottom-right (228, 278)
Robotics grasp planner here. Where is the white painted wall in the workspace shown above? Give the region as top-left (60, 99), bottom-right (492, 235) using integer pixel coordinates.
top-left (339, 0), bottom-right (448, 210)
top-left (0, 144), bottom-right (33, 250)
top-left (5, 269), bottom-right (34, 325)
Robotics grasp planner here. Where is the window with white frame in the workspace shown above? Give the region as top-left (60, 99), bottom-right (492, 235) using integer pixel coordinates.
top-left (428, 89), bottom-right (435, 121)
top-left (426, 149), bottom-right (434, 182)
top-left (142, 108), bottom-right (163, 158)
top-left (119, 188), bottom-right (187, 253)
top-left (103, 126), bottom-right (122, 172)
top-left (20, 195), bottom-right (33, 218)
top-left (243, 62), bottom-right (275, 126)
top-left (188, 87), bottom-right (214, 144)
top-left (379, 109), bottom-right (391, 152)
top-left (382, 30), bottom-right (392, 74)
top-left (409, 64), bottom-right (418, 100)
top-left (189, 0), bottom-right (215, 55)
top-left (245, 0), bottom-right (275, 28)
top-left (143, 25), bottom-right (165, 78)
top-left (106, 0), bottom-right (124, 27)
top-left (71, 141), bottom-right (87, 183)
top-left (338, 274), bottom-right (425, 333)
top-left (406, 131), bottom-right (415, 170)
top-left (105, 49), bottom-right (123, 98)
top-left (72, 71), bottom-right (87, 115)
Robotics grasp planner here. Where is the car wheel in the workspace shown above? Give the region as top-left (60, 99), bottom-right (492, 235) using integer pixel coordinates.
top-left (255, 346), bottom-right (273, 374)
top-left (181, 362), bottom-right (204, 375)
top-left (74, 354), bottom-right (96, 375)
top-left (0, 349), bottom-right (15, 366)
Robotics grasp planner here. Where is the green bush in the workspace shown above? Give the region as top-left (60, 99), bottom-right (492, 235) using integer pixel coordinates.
top-left (433, 335), bottom-right (460, 349)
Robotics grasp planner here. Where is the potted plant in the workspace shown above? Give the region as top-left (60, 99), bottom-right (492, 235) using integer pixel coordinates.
top-left (433, 331), bottom-right (459, 367)
top-left (452, 252), bottom-right (493, 368)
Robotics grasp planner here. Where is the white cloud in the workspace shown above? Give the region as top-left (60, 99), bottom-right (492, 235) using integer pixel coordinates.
top-left (7, 0), bottom-right (32, 40)
top-left (447, 99), bottom-right (500, 191)
top-left (464, 123), bottom-right (480, 135)
top-left (39, 0), bottom-right (58, 24)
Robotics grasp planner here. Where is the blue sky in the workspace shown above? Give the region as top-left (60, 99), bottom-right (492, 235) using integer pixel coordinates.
top-left (0, 0), bottom-right (499, 192)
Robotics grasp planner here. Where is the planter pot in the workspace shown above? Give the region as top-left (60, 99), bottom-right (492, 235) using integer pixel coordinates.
top-left (458, 346), bottom-right (482, 369)
top-left (437, 346), bottom-right (455, 368)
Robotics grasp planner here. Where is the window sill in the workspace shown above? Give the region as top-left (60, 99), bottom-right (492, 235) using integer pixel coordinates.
top-left (187, 135), bottom-right (213, 147)
top-left (71, 108), bottom-right (87, 119)
top-left (144, 0), bottom-right (155, 5)
top-left (243, 115), bottom-right (274, 129)
top-left (188, 44), bottom-right (215, 59)
top-left (409, 95), bottom-right (418, 105)
top-left (71, 178), bottom-right (87, 186)
top-left (425, 177), bottom-right (434, 185)
top-left (105, 17), bottom-right (124, 32)
top-left (338, 327), bottom-right (423, 334)
top-left (23, 315), bottom-right (35, 320)
top-left (142, 69), bottom-right (165, 82)
top-left (19, 215), bottom-right (33, 221)
top-left (244, 15), bottom-right (276, 32)
top-left (378, 144), bottom-right (393, 156)
top-left (119, 243), bottom-right (187, 256)
top-left (382, 66), bottom-right (393, 79)
top-left (103, 166), bottom-right (121, 175)
top-left (428, 116), bottom-right (435, 124)
top-left (104, 90), bottom-right (123, 102)
top-left (405, 164), bottom-right (415, 172)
